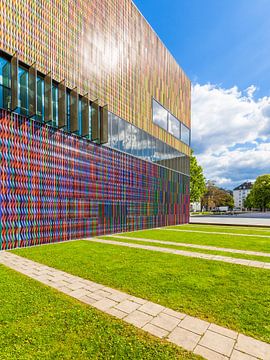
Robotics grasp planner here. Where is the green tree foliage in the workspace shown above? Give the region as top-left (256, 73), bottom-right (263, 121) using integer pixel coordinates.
top-left (190, 151), bottom-right (206, 202)
top-left (201, 181), bottom-right (234, 210)
top-left (244, 192), bottom-right (254, 209)
top-left (247, 175), bottom-right (270, 211)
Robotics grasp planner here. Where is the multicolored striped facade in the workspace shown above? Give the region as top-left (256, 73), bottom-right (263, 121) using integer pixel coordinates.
top-left (0, 109), bottom-right (189, 249)
top-left (0, 0), bottom-right (191, 249)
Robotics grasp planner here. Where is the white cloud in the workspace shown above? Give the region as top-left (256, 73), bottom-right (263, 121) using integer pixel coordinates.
top-left (191, 83), bottom-right (270, 189)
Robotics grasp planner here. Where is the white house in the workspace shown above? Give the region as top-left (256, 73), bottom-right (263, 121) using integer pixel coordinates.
top-left (233, 182), bottom-right (253, 210)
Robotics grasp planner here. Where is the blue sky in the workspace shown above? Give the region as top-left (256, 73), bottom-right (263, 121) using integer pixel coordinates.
top-left (134, 0), bottom-right (270, 189)
top-left (134, 0), bottom-right (270, 98)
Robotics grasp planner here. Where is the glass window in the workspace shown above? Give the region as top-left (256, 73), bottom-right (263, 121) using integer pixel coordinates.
top-left (146, 133), bottom-right (154, 161)
top-left (36, 76), bottom-right (44, 122)
top-left (181, 123), bottom-right (190, 145)
top-left (152, 99), bottom-right (168, 131)
top-left (151, 136), bottom-right (157, 161)
top-left (78, 97), bottom-right (82, 135)
top-left (107, 112), bottom-right (112, 146)
top-left (118, 117), bottom-right (125, 151)
top-left (66, 91), bottom-right (70, 131)
top-left (124, 121), bottom-right (132, 153)
top-left (111, 114), bottom-right (119, 149)
top-left (18, 66), bottom-right (28, 116)
top-left (131, 125), bottom-right (139, 157)
top-left (88, 104), bottom-right (92, 139)
top-left (52, 85), bottom-right (58, 127)
top-left (141, 131), bottom-right (149, 160)
top-left (168, 113), bottom-right (180, 139)
top-left (0, 57), bottom-right (11, 109)
top-left (154, 139), bottom-right (164, 161)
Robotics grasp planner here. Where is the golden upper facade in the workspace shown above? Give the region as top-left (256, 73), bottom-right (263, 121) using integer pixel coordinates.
top-left (0, 0), bottom-right (191, 155)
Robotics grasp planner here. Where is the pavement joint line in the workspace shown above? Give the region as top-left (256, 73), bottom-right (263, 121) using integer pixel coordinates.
top-left (161, 228), bottom-right (270, 239)
top-left (108, 235), bottom-right (270, 258)
top-left (86, 238), bottom-right (270, 270)
top-left (0, 250), bottom-right (269, 360)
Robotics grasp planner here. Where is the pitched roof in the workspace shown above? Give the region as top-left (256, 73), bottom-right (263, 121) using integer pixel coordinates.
top-left (233, 182), bottom-right (253, 191)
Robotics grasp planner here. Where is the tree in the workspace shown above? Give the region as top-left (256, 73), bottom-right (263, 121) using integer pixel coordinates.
top-left (244, 192), bottom-right (254, 209)
top-left (190, 151), bottom-right (206, 202)
top-left (248, 175), bottom-right (270, 211)
top-left (201, 181), bottom-right (234, 210)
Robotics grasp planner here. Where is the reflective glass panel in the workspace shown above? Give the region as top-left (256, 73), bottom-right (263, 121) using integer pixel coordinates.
top-left (181, 123), bottom-right (190, 145)
top-left (107, 112), bottom-right (112, 146)
top-left (152, 99), bottom-right (168, 130)
top-left (78, 98), bottom-right (82, 135)
top-left (154, 139), bottom-right (164, 161)
top-left (168, 113), bottom-right (180, 139)
top-left (66, 91), bottom-right (70, 131)
top-left (36, 76), bottom-right (44, 122)
top-left (141, 131), bottom-right (149, 160)
top-left (88, 104), bottom-right (92, 139)
top-left (111, 114), bottom-right (119, 149)
top-left (0, 57), bottom-right (11, 109)
top-left (18, 67), bottom-right (28, 116)
top-left (124, 121), bottom-right (132, 153)
top-left (52, 85), bottom-right (58, 127)
top-left (118, 117), bottom-right (125, 151)
top-left (131, 126), bottom-right (139, 157)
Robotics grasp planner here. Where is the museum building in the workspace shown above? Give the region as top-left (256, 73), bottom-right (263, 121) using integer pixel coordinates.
top-left (0, 0), bottom-right (191, 249)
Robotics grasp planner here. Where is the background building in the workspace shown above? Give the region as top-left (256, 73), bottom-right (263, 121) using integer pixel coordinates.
top-left (0, 0), bottom-right (191, 249)
top-left (233, 182), bottom-right (253, 210)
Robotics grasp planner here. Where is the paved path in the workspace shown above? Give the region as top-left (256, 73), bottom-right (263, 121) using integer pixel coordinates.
top-left (162, 228), bottom-right (270, 239)
top-left (186, 224), bottom-right (270, 233)
top-left (0, 251), bottom-right (269, 360)
top-left (87, 238), bottom-right (270, 270)
top-left (109, 235), bottom-right (270, 258)
top-left (191, 216), bottom-right (270, 227)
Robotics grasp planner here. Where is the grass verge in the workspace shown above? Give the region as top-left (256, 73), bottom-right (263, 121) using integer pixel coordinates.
top-left (0, 264), bottom-right (200, 360)
top-left (120, 228), bottom-right (270, 253)
top-left (172, 224), bottom-right (270, 236)
top-left (100, 236), bottom-right (270, 263)
top-left (12, 240), bottom-right (270, 343)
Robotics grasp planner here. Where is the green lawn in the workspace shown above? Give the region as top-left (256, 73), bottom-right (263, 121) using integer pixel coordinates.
top-left (100, 236), bottom-right (270, 263)
top-left (12, 240), bottom-right (270, 343)
top-left (175, 224), bottom-right (270, 236)
top-left (118, 227), bottom-right (270, 253)
top-left (0, 264), bottom-right (200, 360)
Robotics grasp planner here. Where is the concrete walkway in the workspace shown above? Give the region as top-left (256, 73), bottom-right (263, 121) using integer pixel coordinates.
top-left (0, 251), bottom-right (269, 360)
top-left (190, 216), bottom-right (270, 227)
top-left (87, 238), bottom-right (270, 270)
top-left (110, 235), bottom-right (270, 258)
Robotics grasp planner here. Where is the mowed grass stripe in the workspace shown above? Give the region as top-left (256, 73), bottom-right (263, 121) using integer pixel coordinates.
top-left (120, 229), bottom-right (270, 253)
top-left (162, 228), bottom-right (270, 239)
top-left (104, 236), bottom-right (270, 263)
top-left (12, 240), bottom-right (270, 343)
top-left (0, 264), bottom-right (199, 360)
top-left (174, 224), bottom-right (270, 235)
top-left (110, 235), bottom-right (270, 257)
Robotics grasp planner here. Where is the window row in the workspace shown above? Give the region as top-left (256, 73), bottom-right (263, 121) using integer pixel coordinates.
top-left (107, 112), bottom-right (188, 173)
top-left (152, 99), bottom-right (190, 146)
top-left (0, 54), bottom-right (108, 144)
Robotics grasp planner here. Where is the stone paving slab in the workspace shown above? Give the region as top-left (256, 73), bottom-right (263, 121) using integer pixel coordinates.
top-left (0, 250), bottom-right (269, 360)
top-left (110, 235), bottom-right (270, 258)
top-left (87, 238), bottom-right (270, 270)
